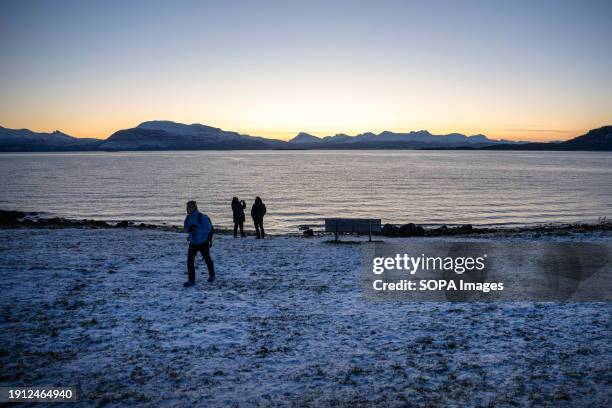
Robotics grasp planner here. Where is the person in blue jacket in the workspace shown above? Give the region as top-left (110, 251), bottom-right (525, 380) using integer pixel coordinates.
top-left (183, 200), bottom-right (215, 287)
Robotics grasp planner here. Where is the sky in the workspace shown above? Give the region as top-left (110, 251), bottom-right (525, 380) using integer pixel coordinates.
top-left (0, 0), bottom-right (611, 141)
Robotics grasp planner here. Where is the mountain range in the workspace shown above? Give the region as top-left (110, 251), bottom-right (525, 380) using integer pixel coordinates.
top-left (1, 121), bottom-right (610, 151)
top-left (0, 127), bottom-right (100, 151)
top-left (287, 130), bottom-right (511, 149)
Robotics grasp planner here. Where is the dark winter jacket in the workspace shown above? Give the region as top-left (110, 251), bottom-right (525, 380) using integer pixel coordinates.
top-left (251, 198), bottom-right (267, 221)
top-left (231, 198), bottom-right (246, 223)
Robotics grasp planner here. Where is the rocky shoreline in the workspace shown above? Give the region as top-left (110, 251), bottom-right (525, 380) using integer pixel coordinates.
top-left (380, 220), bottom-right (612, 237)
top-left (1, 209), bottom-right (610, 237)
top-left (0, 210), bottom-right (180, 232)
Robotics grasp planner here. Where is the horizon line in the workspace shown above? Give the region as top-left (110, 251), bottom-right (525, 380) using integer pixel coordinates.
top-left (1, 120), bottom-right (603, 143)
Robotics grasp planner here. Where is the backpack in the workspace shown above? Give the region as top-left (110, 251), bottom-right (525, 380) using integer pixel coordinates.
top-left (198, 212), bottom-right (215, 241)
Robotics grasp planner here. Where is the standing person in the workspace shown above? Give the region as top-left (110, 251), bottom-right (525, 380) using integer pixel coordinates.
top-left (231, 197), bottom-right (246, 238)
top-left (251, 196), bottom-right (267, 239)
top-left (183, 200), bottom-right (215, 287)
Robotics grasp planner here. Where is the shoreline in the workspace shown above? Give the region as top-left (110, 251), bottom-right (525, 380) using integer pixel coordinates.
top-left (1, 209), bottom-right (610, 238)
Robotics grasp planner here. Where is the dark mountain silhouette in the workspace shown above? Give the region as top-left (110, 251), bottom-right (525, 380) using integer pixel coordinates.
top-left (1, 121), bottom-right (610, 151)
top-left (288, 132), bottom-right (322, 144)
top-left (98, 121), bottom-right (287, 150)
top-left (484, 126), bottom-right (612, 151)
top-left (287, 129), bottom-right (506, 149)
top-left (0, 126), bottom-right (100, 151)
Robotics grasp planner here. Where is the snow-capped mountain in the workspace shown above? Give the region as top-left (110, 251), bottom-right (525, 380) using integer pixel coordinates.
top-left (288, 129), bottom-right (509, 148)
top-left (98, 121), bottom-right (286, 150)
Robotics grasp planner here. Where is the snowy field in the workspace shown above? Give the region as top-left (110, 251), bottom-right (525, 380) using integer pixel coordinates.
top-left (1, 228), bottom-right (611, 407)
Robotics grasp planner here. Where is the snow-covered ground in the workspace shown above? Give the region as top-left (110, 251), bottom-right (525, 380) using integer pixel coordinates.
top-left (1, 228), bottom-right (611, 406)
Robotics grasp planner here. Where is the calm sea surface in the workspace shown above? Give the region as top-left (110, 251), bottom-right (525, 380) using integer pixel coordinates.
top-left (0, 150), bottom-right (611, 234)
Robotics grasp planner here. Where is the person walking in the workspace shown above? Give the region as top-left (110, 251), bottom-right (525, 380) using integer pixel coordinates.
top-left (231, 197), bottom-right (246, 237)
top-left (251, 196), bottom-right (267, 239)
top-left (183, 200), bottom-right (215, 287)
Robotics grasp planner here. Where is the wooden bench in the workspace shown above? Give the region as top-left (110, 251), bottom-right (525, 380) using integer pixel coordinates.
top-left (325, 218), bottom-right (381, 242)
